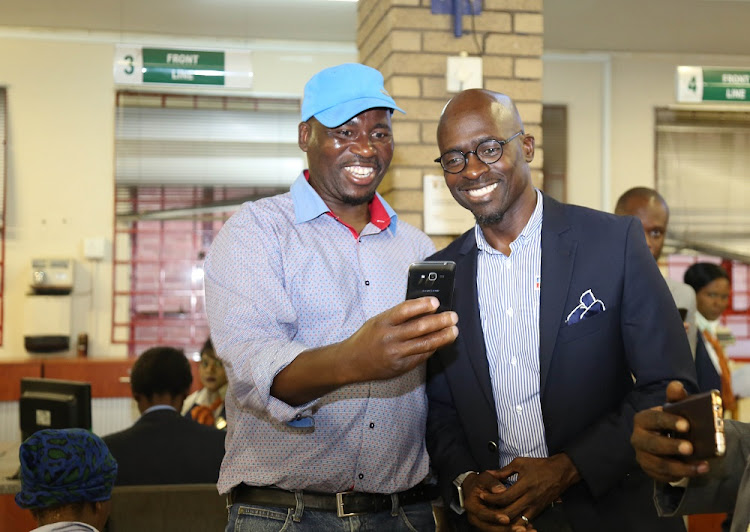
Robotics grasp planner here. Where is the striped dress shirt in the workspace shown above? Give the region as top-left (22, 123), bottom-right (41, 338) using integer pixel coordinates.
top-left (204, 172), bottom-right (436, 495)
top-left (476, 189), bottom-right (549, 470)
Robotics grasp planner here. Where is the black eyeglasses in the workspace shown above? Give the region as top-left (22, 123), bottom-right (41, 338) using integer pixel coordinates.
top-left (434, 131), bottom-right (524, 174)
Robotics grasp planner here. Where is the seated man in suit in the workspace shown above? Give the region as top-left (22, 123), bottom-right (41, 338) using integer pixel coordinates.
top-left (104, 346), bottom-right (226, 485)
top-left (631, 380), bottom-right (750, 532)
top-left (15, 428), bottom-right (118, 532)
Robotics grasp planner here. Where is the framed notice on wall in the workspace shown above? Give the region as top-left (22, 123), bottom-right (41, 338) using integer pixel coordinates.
top-left (423, 174), bottom-right (475, 236)
top-left (114, 45), bottom-right (253, 89)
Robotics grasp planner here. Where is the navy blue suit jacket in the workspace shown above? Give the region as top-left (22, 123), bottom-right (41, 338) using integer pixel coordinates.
top-left (104, 408), bottom-right (226, 486)
top-left (426, 194), bottom-right (698, 531)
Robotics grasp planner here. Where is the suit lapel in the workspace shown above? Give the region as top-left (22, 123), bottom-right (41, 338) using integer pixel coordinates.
top-left (455, 232), bottom-right (495, 408)
top-left (539, 195), bottom-right (577, 397)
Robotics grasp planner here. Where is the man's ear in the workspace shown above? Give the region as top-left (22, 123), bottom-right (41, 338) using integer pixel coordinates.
top-left (522, 134), bottom-right (535, 162)
top-left (298, 121), bottom-right (311, 152)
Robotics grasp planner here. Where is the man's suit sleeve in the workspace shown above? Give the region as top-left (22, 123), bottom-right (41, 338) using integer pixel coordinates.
top-left (426, 352), bottom-right (481, 507)
top-left (655, 419), bottom-right (750, 517)
top-left (561, 218), bottom-right (698, 497)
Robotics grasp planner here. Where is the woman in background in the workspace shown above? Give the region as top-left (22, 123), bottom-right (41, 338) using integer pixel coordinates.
top-left (684, 262), bottom-right (736, 417)
top-left (182, 337), bottom-right (228, 430)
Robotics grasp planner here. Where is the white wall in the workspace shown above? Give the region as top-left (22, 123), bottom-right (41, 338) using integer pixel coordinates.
top-left (3, 27), bottom-right (750, 360)
top-left (544, 50), bottom-right (750, 212)
top-left (0, 29), bottom-right (355, 359)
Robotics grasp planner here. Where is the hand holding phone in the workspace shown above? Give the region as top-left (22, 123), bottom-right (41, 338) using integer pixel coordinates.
top-left (405, 261), bottom-right (456, 313)
top-left (662, 389), bottom-right (726, 459)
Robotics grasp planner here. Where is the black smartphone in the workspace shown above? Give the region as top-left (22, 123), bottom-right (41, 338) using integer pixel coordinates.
top-left (405, 261), bottom-right (456, 313)
top-left (678, 307), bottom-right (688, 321)
top-left (663, 389), bottom-right (726, 459)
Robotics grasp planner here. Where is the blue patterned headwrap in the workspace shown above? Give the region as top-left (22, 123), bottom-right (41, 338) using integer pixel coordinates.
top-left (15, 428), bottom-right (118, 509)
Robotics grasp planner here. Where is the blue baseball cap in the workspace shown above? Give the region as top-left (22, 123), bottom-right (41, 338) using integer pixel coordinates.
top-left (301, 63), bottom-right (405, 128)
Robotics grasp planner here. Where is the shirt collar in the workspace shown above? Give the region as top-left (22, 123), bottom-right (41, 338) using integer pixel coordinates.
top-left (696, 311), bottom-right (721, 335)
top-left (475, 188), bottom-right (544, 253)
top-left (290, 170), bottom-right (398, 235)
top-left (142, 404), bottom-right (177, 416)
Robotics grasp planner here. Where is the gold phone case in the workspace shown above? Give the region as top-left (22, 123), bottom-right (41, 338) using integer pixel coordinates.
top-left (663, 389), bottom-right (726, 459)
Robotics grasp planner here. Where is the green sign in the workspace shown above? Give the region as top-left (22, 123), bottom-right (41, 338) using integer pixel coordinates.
top-left (677, 66), bottom-right (750, 103)
top-left (701, 69), bottom-right (750, 101)
top-left (114, 45), bottom-right (253, 89)
top-left (142, 48), bottom-right (225, 85)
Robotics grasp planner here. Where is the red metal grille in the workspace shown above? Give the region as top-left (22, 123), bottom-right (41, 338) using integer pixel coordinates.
top-left (112, 185), bottom-right (282, 356)
top-left (667, 255), bottom-right (750, 360)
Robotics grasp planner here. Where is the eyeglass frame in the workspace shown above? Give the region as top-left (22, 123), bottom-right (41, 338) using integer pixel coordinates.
top-left (434, 131), bottom-right (524, 174)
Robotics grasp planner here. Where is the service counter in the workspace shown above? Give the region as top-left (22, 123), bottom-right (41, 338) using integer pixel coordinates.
top-left (0, 356), bottom-right (201, 401)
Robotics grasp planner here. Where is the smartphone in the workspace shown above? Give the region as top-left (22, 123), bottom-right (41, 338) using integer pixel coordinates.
top-left (405, 261), bottom-right (456, 313)
top-left (663, 389), bottom-right (726, 459)
top-left (678, 307), bottom-right (688, 321)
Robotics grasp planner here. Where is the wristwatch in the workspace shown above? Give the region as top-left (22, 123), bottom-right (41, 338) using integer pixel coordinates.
top-left (451, 471), bottom-right (478, 515)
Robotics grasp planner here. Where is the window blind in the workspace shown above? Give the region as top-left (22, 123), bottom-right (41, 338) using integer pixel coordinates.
top-left (656, 108), bottom-right (750, 259)
top-left (115, 92), bottom-right (304, 186)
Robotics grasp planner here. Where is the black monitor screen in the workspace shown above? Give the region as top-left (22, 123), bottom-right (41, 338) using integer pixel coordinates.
top-left (19, 377), bottom-right (92, 441)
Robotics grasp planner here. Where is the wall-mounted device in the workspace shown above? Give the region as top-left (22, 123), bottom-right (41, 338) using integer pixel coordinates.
top-left (25, 258), bottom-right (77, 353)
top-left (30, 258), bottom-right (74, 295)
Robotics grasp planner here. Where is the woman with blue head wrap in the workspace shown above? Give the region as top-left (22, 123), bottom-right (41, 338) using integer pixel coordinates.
top-left (16, 428), bottom-right (118, 532)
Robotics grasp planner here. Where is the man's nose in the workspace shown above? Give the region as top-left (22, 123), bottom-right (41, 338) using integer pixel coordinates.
top-left (463, 152), bottom-right (488, 179)
top-left (351, 135), bottom-right (375, 157)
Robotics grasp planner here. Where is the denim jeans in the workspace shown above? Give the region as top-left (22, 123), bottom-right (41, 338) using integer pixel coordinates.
top-left (225, 496), bottom-right (436, 532)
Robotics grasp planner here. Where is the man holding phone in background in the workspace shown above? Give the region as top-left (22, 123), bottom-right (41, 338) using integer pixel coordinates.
top-left (204, 63), bottom-right (458, 531)
top-left (425, 89), bottom-right (697, 531)
top-left (631, 380), bottom-right (750, 531)
top-left (614, 187), bottom-right (698, 357)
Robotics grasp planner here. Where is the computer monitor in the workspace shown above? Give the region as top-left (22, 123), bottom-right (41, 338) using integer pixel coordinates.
top-left (19, 377), bottom-right (92, 441)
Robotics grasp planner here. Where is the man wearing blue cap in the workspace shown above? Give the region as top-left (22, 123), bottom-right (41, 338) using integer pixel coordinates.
top-left (16, 428), bottom-right (118, 532)
top-left (204, 63), bottom-right (458, 531)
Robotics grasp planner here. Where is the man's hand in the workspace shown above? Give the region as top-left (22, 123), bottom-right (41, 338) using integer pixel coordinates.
top-left (271, 296), bottom-right (458, 405)
top-left (480, 454), bottom-right (579, 523)
top-left (631, 380), bottom-right (711, 483)
top-left (340, 296), bottom-right (459, 382)
top-left (462, 472), bottom-right (537, 532)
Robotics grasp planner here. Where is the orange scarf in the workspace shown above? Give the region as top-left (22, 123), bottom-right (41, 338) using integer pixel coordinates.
top-left (190, 396), bottom-right (224, 427)
top-left (702, 329), bottom-right (736, 418)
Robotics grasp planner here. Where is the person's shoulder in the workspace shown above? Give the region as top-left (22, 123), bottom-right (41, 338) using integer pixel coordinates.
top-left (181, 389), bottom-right (200, 415)
top-left (555, 198), bottom-right (624, 224)
top-left (395, 218), bottom-right (431, 242)
top-left (429, 227), bottom-right (474, 260)
top-left (546, 196), bottom-right (633, 236)
top-left (223, 192), bottom-right (294, 230)
top-left (665, 278), bottom-right (695, 295)
top-left (176, 414), bottom-right (226, 439)
top-left (102, 425), bottom-right (135, 448)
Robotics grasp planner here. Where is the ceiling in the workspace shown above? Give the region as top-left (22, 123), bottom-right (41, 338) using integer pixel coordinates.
top-left (1, 0), bottom-right (750, 56)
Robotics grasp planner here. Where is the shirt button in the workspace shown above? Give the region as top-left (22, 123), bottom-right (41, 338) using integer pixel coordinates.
top-left (511, 357), bottom-right (517, 366)
top-left (516, 405), bottom-right (523, 414)
top-left (505, 261), bottom-right (511, 269)
top-left (506, 307), bottom-right (513, 317)
top-left (358, 473), bottom-right (364, 479)
top-left (365, 280), bottom-right (370, 286)
top-left (369, 422), bottom-right (375, 429)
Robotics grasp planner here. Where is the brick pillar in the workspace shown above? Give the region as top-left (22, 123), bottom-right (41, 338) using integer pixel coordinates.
top-left (357, 0), bottom-right (543, 246)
